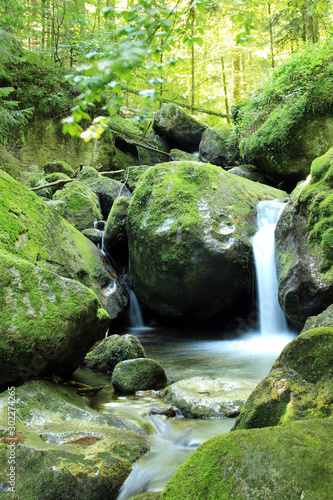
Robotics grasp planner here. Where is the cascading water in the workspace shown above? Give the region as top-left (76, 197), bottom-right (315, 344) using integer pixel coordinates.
top-left (128, 289), bottom-right (145, 329)
top-left (252, 200), bottom-right (288, 336)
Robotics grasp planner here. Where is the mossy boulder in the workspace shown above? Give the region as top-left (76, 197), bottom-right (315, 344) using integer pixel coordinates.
top-left (104, 196), bottom-right (130, 259)
top-left (229, 165), bottom-right (268, 184)
top-left (0, 144), bottom-right (22, 180)
top-left (153, 104), bottom-right (206, 152)
top-left (111, 358), bottom-right (167, 394)
top-left (0, 170), bottom-right (128, 322)
top-left (169, 149), bottom-right (197, 161)
top-left (76, 166), bottom-right (131, 219)
top-left (162, 377), bottom-right (256, 418)
top-left (126, 165), bottom-right (151, 192)
top-left (276, 148), bottom-right (333, 329)
top-left (136, 131), bottom-right (170, 166)
top-left (302, 304), bottom-right (333, 332)
top-left (83, 334), bottom-right (146, 374)
top-left (0, 381), bottom-right (149, 498)
top-left (198, 123), bottom-right (238, 166)
top-left (127, 161), bottom-right (286, 319)
top-left (43, 160), bottom-right (74, 177)
top-left (82, 227), bottom-right (104, 246)
top-left (53, 180), bottom-right (102, 231)
top-left (0, 252), bottom-right (110, 384)
top-left (232, 327), bottom-right (333, 430)
top-left (162, 418), bottom-right (333, 500)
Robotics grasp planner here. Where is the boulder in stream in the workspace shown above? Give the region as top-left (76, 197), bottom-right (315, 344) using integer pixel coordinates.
top-left (104, 195), bottom-right (130, 258)
top-left (111, 358), bottom-right (168, 394)
top-left (232, 327), bottom-right (333, 430)
top-left (0, 381), bottom-right (149, 498)
top-left (301, 304), bottom-right (333, 332)
top-left (162, 377), bottom-right (256, 418)
top-left (153, 104), bottom-right (206, 151)
top-left (276, 147), bottom-right (333, 330)
top-left (198, 123), bottom-right (238, 166)
top-left (127, 161), bottom-right (286, 319)
top-left (83, 334), bottom-right (146, 374)
top-left (162, 418), bottom-right (333, 500)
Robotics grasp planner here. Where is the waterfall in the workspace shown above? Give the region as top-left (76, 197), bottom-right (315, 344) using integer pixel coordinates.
top-left (252, 200), bottom-right (288, 336)
top-left (128, 289), bottom-right (145, 329)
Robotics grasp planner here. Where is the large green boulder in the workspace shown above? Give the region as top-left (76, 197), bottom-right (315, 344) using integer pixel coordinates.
top-left (104, 196), bottom-right (130, 260)
top-left (0, 381), bottom-right (149, 499)
top-left (53, 180), bottom-right (102, 231)
top-left (161, 418), bottom-right (333, 500)
top-left (276, 148), bottom-right (333, 329)
top-left (153, 104), bottom-right (206, 151)
top-left (302, 304), bottom-right (333, 332)
top-left (111, 358), bottom-right (168, 394)
top-left (198, 123), bottom-right (237, 166)
top-left (232, 327), bottom-right (333, 430)
top-left (0, 252), bottom-right (109, 384)
top-left (43, 160), bottom-right (74, 177)
top-left (127, 161), bottom-right (286, 319)
top-left (83, 334), bottom-right (146, 374)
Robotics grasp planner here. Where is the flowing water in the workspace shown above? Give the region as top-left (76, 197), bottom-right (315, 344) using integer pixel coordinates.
top-left (80, 201), bottom-right (295, 498)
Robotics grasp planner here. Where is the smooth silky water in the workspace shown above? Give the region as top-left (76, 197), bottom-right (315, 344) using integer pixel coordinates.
top-left (75, 200), bottom-right (295, 499)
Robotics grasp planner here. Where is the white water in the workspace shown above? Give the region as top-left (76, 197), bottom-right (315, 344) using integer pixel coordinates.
top-left (252, 200), bottom-right (288, 336)
top-left (128, 289), bottom-right (145, 329)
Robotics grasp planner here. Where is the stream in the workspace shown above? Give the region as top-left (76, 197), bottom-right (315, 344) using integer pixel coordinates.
top-left (74, 199), bottom-right (295, 499)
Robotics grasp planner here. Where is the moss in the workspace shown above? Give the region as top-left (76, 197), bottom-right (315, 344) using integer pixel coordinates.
top-left (162, 419), bottom-right (333, 500)
top-left (233, 328), bottom-right (333, 430)
top-left (43, 160), bottom-right (74, 177)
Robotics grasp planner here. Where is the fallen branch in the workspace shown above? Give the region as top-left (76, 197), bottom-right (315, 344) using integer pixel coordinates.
top-left (29, 178), bottom-right (74, 191)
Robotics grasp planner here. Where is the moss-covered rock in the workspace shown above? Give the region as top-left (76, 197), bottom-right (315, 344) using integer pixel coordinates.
top-left (83, 334), bottom-right (146, 374)
top-left (153, 104), bottom-right (206, 152)
top-left (82, 227), bottom-right (104, 246)
top-left (236, 43), bottom-right (333, 181)
top-left (111, 358), bottom-right (167, 394)
top-left (162, 418), bottom-right (333, 500)
top-left (104, 196), bottom-right (130, 259)
top-left (136, 131), bottom-right (170, 166)
top-left (162, 377), bottom-right (256, 418)
top-left (127, 161), bottom-right (286, 319)
top-left (53, 180), bottom-right (102, 231)
top-left (0, 170), bottom-right (128, 322)
top-left (43, 160), bottom-right (74, 177)
top-left (76, 166), bottom-right (131, 219)
top-left (126, 165), bottom-right (151, 192)
top-left (0, 144), bottom-right (23, 180)
top-left (0, 252), bottom-right (110, 384)
top-left (0, 381), bottom-right (149, 498)
top-left (276, 149), bottom-right (333, 329)
top-left (199, 123), bottom-right (238, 166)
top-left (302, 304), bottom-right (333, 332)
top-left (169, 149), bottom-right (196, 161)
top-left (232, 327), bottom-right (333, 430)
top-left (228, 165), bottom-right (268, 184)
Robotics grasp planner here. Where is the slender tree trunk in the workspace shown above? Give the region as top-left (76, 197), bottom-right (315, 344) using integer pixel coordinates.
top-left (232, 53), bottom-right (242, 102)
top-left (221, 55), bottom-right (230, 122)
top-left (267, 2), bottom-right (275, 68)
top-left (191, 43), bottom-right (195, 112)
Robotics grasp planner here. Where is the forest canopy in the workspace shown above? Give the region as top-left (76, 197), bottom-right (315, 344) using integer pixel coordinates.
top-left (0, 0), bottom-right (333, 141)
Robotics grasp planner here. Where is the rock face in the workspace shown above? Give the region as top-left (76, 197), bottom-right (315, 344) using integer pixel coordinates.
top-left (76, 167), bottom-right (131, 219)
top-left (104, 196), bottom-right (130, 258)
top-left (43, 160), bottom-right (74, 177)
top-left (198, 123), bottom-right (237, 166)
top-left (232, 327), bottom-right (333, 430)
top-left (0, 253), bottom-right (110, 384)
top-left (0, 171), bottom-right (128, 382)
top-left (111, 358), bottom-right (168, 394)
top-left (53, 180), bottom-right (102, 231)
top-left (228, 165), bottom-right (268, 184)
top-left (127, 161), bottom-right (286, 319)
top-left (302, 304), bottom-right (333, 332)
top-left (153, 104), bottom-right (206, 151)
top-left (162, 377), bottom-right (256, 418)
top-left (136, 131), bottom-right (170, 166)
top-left (83, 334), bottom-right (146, 374)
top-left (0, 381), bottom-right (149, 499)
top-left (162, 418), bottom-right (333, 500)
top-left (276, 148), bottom-right (333, 330)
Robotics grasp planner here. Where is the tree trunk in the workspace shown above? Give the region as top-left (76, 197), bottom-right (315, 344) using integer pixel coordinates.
top-left (221, 55), bottom-right (230, 122)
top-left (267, 2), bottom-right (275, 68)
top-left (233, 53), bottom-right (242, 102)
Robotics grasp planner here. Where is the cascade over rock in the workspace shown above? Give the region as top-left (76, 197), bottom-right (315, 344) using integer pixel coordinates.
top-left (127, 161), bottom-right (286, 319)
top-left (153, 104), bottom-right (206, 152)
top-left (276, 148), bottom-right (333, 330)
